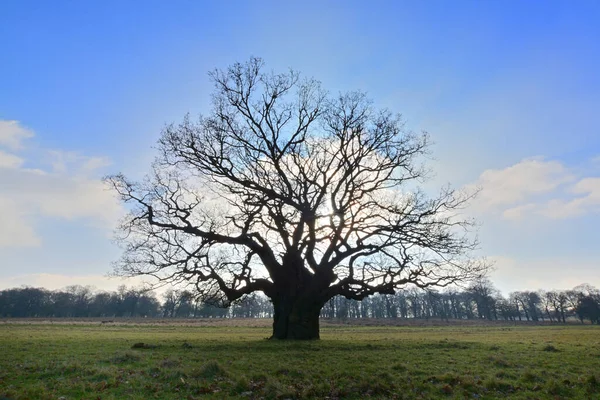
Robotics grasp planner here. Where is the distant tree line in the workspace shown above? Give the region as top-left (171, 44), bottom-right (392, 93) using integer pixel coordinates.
top-left (1, 280), bottom-right (599, 324)
top-left (0, 285), bottom-right (271, 319)
top-left (321, 280), bottom-right (600, 324)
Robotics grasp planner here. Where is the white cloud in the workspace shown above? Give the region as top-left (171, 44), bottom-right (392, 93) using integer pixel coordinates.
top-left (469, 157), bottom-right (574, 210)
top-left (572, 177), bottom-right (600, 196)
top-left (0, 198), bottom-right (41, 247)
top-left (501, 203), bottom-right (536, 220)
top-left (490, 255), bottom-right (600, 294)
top-left (0, 120), bottom-right (34, 150)
top-left (0, 120), bottom-right (124, 248)
top-left (0, 150), bottom-right (25, 169)
top-left (46, 150), bottom-right (112, 175)
top-left (82, 156), bottom-right (112, 173)
top-left (3, 168), bottom-right (122, 224)
top-left (0, 273), bottom-right (151, 292)
top-left (536, 177), bottom-right (600, 219)
top-left (468, 157), bottom-right (600, 220)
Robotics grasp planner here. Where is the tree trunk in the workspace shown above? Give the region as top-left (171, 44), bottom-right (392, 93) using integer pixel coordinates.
top-left (270, 295), bottom-right (323, 340)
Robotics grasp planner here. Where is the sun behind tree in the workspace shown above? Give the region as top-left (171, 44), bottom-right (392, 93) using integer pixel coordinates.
top-left (107, 57), bottom-right (488, 340)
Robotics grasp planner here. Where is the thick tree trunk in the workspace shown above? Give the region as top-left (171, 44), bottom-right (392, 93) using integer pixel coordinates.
top-left (268, 252), bottom-right (334, 339)
top-left (270, 295), bottom-right (323, 340)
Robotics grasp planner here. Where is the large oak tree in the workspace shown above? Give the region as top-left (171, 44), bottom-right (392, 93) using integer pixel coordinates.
top-left (108, 58), bottom-right (487, 339)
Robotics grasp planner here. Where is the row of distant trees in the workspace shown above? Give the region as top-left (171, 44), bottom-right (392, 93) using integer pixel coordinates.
top-left (1, 280), bottom-right (599, 324)
top-left (321, 281), bottom-right (600, 324)
top-left (0, 285), bottom-right (271, 319)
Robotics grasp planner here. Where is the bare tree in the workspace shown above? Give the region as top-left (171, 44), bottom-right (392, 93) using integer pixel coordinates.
top-left (467, 278), bottom-right (499, 320)
top-left (107, 58), bottom-right (487, 339)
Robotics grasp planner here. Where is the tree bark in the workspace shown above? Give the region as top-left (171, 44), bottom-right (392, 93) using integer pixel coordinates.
top-left (270, 295), bottom-right (324, 340)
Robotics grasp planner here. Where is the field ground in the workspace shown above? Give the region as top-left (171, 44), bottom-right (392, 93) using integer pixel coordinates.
top-left (1, 320), bottom-right (599, 399)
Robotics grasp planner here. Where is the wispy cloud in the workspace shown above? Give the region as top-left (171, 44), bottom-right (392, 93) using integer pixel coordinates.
top-left (535, 177), bottom-right (600, 219)
top-left (0, 120), bottom-right (124, 248)
top-left (490, 255), bottom-right (600, 293)
top-left (0, 120), bottom-right (34, 150)
top-left (0, 150), bottom-right (25, 169)
top-left (0, 273), bottom-right (150, 292)
top-left (467, 156), bottom-right (600, 221)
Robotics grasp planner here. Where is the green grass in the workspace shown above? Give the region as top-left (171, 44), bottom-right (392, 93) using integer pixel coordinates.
top-left (1, 322), bottom-right (599, 399)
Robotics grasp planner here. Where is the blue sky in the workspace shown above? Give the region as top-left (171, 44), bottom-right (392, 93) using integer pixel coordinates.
top-left (1, 1), bottom-right (599, 294)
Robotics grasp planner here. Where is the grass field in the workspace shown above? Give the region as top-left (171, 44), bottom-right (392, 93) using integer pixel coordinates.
top-left (1, 320), bottom-right (599, 399)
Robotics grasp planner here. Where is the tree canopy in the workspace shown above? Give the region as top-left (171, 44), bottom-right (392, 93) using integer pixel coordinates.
top-left (107, 57), bottom-right (487, 339)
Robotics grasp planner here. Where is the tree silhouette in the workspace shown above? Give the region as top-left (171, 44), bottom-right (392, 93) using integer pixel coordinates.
top-left (107, 57), bottom-right (487, 339)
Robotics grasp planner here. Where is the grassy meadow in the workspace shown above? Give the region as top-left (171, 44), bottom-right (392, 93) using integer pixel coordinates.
top-left (1, 320), bottom-right (599, 399)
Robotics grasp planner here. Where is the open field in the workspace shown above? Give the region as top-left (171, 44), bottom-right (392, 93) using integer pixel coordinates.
top-left (0, 317), bottom-right (577, 327)
top-left (1, 321), bottom-right (599, 399)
